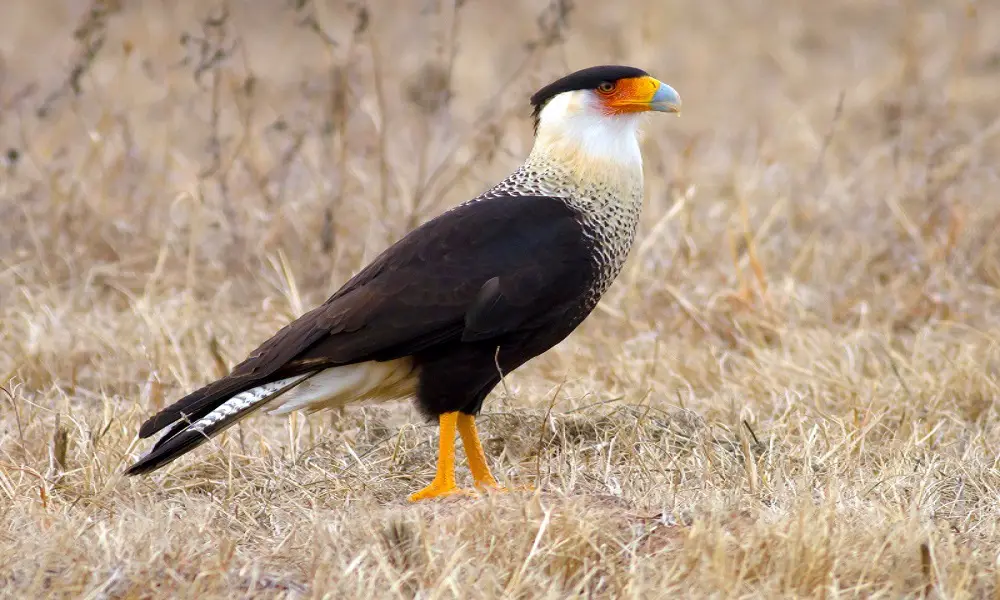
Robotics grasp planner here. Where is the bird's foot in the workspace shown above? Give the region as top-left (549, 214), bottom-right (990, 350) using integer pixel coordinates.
top-left (408, 476), bottom-right (535, 502)
top-left (408, 480), bottom-right (474, 502)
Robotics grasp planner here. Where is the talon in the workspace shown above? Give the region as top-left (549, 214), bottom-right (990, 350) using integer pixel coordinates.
top-left (408, 483), bottom-right (473, 502)
top-left (409, 412), bottom-right (528, 502)
top-left (408, 412), bottom-right (463, 502)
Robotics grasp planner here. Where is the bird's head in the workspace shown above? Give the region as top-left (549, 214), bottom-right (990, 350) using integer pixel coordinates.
top-left (528, 65), bottom-right (681, 173)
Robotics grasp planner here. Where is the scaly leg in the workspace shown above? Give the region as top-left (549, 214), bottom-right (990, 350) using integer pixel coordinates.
top-left (409, 412), bottom-right (468, 502)
top-left (457, 413), bottom-right (499, 489)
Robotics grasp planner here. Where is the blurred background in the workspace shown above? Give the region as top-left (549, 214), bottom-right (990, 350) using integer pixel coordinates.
top-left (3, 0), bottom-right (1000, 446)
top-left (3, 1), bottom-right (1000, 596)
top-left (3, 0), bottom-right (1000, 401)
top-left (3, 0), bottom-right (1000, 467)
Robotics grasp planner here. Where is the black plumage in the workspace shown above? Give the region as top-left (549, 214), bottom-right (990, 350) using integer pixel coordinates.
top-left (125, 64), bottom-right (678, 493)
top-left (126, 195), bottom-right (598, 475)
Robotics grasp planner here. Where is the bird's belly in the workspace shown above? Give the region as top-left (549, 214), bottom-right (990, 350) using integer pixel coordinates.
top-left (266, 358), bottom-right (418, 415)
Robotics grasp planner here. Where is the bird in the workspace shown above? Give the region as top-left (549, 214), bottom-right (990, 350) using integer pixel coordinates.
top-left (125, 65), bottom-right (681, 502)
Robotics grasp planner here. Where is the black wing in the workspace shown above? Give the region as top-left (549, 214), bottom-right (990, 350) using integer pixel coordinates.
top-left (133, 194), bottom-right (595, 441)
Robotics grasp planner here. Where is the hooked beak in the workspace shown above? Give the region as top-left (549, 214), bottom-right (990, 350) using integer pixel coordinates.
top-left (648, 81), bottom-right (682, 114)
top-left (601, 75), bottom-right (682, 116)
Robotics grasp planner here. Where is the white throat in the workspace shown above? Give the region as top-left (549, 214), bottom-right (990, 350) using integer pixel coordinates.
top-left (529, 90), bottom-right (644, 170)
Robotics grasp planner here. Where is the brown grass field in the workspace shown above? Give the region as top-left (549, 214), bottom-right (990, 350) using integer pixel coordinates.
top-left (2, 0), bottom-right (1000, 597)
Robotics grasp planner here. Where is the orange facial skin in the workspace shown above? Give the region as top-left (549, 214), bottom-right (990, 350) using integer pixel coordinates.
top-left (596, 75), bottom-right (667, 115)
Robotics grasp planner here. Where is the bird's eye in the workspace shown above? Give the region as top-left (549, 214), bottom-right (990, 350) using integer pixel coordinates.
top-left (597, 81), bottom-right (616, 94)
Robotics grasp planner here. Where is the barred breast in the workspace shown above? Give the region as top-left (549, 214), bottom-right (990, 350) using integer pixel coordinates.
top-left (478, 153), bottom-right (644, 309)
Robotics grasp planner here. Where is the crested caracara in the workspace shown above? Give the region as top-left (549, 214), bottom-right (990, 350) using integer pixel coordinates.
top-left (125, 65), bottom-right (681, 501)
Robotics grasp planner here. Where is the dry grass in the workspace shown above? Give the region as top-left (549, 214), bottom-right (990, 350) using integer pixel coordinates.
top-left (2, 0), bottom-right (1000, 597)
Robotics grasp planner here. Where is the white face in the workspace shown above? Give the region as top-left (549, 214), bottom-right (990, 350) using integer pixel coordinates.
top-left (532, 89), bottom-right (645, 169)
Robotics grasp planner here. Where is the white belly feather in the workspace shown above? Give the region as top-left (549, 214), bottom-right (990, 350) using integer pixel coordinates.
top-left (266, 358), bottom-right (417, 415)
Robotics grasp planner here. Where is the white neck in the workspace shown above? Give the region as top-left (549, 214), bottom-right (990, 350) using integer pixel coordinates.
top-left (529, 90), bottom-right (644, 174)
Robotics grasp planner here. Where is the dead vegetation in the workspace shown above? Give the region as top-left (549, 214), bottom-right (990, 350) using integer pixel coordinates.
top-left (2, 0), bottom-right (1000, 597)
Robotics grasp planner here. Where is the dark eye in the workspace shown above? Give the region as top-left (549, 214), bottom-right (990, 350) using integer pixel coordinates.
top-left (597, 81), bottom-right (616, 94)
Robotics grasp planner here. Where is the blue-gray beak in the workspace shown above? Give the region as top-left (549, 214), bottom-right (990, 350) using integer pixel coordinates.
top-left (649, 82), bottom-right (682, 114)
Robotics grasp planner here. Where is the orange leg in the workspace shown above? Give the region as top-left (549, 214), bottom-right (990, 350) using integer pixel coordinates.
top-left (457, 413), bottom-right (499, 489)
top-left (409, 412), bottom-right (469, 502)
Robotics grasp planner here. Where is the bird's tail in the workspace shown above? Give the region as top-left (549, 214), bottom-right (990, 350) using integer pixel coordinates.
top-left (124, 373), bottom-right (315, 475)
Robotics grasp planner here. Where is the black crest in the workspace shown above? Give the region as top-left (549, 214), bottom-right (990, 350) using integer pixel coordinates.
top-left (530, 65), bottom-right (649, 132)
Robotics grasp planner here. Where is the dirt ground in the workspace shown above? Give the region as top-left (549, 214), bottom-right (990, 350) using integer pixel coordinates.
top-left (2, 1), bottom-right (1000, 597)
